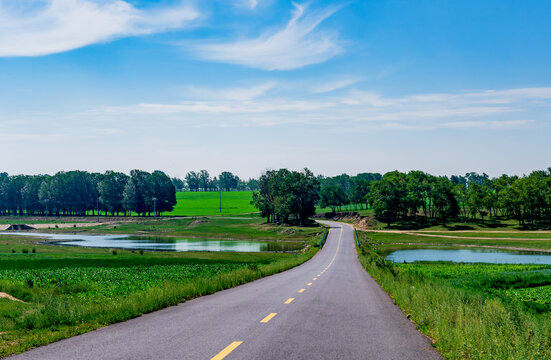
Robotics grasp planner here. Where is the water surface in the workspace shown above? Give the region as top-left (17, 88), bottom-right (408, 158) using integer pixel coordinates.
top-left (385, 247), bottom-right (551, 265)
top-left (2, 232), bottom-right (302, 252)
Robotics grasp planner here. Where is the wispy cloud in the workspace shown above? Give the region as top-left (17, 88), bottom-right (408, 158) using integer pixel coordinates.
top-left (192, 2), bottom-right (344, 70)
top-left (185, 81), bottom-right (278, 101)
top-left (90, 86), bottom-right (550, 130)
top-left (0, 0), bottom-right (199, 57)
top-left (312, 77), bottom-right (361, 93)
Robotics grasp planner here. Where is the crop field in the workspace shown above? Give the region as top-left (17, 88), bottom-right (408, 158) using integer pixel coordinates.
top-left (166, 191), bottom-right (257, 216)
top-left (0, 217), bottom-right (323, 357)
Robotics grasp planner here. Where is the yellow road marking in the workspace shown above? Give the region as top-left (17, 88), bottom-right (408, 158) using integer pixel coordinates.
top-left (313, 278), bottom-right (317, 281)
top-left (284, 298), bottom-right (295, 304)
top-left (211, 341), bottom-right (243, 360)
top-left (307, 282), bottom-right (312, 286)
top-left (298, 289), bottom-right (305, 293)
top-left (260, 313), bottom-right (277, 323)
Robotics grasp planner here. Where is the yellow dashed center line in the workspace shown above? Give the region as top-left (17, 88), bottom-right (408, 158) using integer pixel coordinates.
top-left (307, 282), bottom-right (312, 286)
top-left (260, 313), bottom-right (277, 323)
top-left (284, 298), bottom-right (295, 304)
top-left (298, 289), bottom-right (305, 293)
top-left (211, 341), bottom-right (243, 360)
top-left (313, 278), bottom-right (317, 281)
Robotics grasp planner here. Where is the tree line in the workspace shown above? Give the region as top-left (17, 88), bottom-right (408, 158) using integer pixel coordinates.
top-left (318, 173), bottom-right (382, 212)
top-left (0, 170), bottom-right (176, 217)
top-left (323, 169), bottom-right (551, 227)
top-left (173, 170), bottom-right (259, 192)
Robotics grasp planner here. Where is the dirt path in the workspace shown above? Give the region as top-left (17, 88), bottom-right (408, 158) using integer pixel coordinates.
top-left (366, 230), bottom-right (551, 241)
top-left (0, 292), bottom-right (24, 303)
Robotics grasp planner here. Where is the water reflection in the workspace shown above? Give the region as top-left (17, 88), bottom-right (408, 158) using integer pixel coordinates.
top-left (385, 248), bottom-right (551, 265)
top-left (3, 232), bottom-right (303, 252)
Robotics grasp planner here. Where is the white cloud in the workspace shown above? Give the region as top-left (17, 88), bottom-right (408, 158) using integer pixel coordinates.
top-left (192, 2), bottom-right (343, 70)
top-left (90, 86), bottom-right (549, 130)
top-left (0, 0), bottom-right (199, 57)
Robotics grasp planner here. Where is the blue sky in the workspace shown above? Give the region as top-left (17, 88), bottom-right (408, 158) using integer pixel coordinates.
top-left (1, 0), bottom-right (550, 179)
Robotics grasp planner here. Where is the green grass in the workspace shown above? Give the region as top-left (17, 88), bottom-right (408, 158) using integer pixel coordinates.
top-left (43, 216), bottom-right (323, 244)
top-left (166, 191), bottom-right (257, 216)
top-left (356, 231), bottom-right (551, 359)
top-left (419, 231), bottom-right (551, 239)
top-left (0, 217), bottom-right (324, 357)
top-left (0, 218), bottom-right (97, 225)
top-left (366, 231), bottom-right (551, 251)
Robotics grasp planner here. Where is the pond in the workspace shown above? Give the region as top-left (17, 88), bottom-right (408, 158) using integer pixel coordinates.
top-left (2, 232), bottom-right (303, 252)
top-left (385, 247), bottom-right (551, 265)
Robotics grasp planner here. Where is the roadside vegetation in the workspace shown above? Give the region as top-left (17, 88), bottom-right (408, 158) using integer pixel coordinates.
top-left (0, 218), bottom-right (323, 357)
top-left (357, 231), bottom-right (551, 359)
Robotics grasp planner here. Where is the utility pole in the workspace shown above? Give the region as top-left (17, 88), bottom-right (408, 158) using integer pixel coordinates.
top-left (153, 197), bottom-right (158, 219)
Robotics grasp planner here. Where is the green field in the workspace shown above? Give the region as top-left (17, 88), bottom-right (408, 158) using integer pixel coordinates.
top-left (0, 217), bottom-right (323, 357)
top-left (357, 231), bottom-right (551, 359)
top-left (166, 191), bottom-right (257, 216)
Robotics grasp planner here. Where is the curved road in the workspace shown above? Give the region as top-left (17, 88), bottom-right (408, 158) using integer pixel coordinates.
top-left (10, 221), bottom-right (441, 360)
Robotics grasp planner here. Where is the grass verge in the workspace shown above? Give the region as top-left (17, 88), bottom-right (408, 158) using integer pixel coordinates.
top-left (356, 231), bottom-right (551, 359)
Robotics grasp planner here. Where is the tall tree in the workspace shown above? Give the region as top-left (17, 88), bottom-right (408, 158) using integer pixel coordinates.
top-left (185, 171), bottom-right (200, 192)
top-left (99, 171), bottom-right (129, 216)
top-left (218, 171), bottom-right (239, 191)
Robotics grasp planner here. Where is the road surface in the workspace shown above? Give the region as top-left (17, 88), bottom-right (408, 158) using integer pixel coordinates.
top-left (10, 221), bottom-right (441, 360)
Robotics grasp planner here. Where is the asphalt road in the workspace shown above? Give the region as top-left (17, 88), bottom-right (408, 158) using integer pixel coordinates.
top-left (10, 221), bottom-right (441, 360)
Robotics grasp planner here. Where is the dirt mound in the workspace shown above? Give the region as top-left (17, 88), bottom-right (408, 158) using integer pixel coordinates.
top-left (5, 224), bottom-right (35, 231)
top-left (189, 219), bottom-right (209, 226)
top-left (314, 211), bottom-right (379, 230)
top-left (279, 228), bottom-right (297, 235)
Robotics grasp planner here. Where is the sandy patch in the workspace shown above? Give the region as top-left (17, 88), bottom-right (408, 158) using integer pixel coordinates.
top-left (0, 222), bottom-right (116, 231)
top-left (0, 292), bottom-right (24, 303)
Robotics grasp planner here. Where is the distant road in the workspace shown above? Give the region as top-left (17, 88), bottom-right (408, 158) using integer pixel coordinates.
top-left (10, 221), bottom-right (441, 360)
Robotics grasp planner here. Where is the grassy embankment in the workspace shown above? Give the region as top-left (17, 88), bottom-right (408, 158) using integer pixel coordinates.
top-left (357, 230), bottom-right (551, 359)
top-left (0, 217), bottom-right (323, 357)
top-left (367, 230), bottom-right (551, 252)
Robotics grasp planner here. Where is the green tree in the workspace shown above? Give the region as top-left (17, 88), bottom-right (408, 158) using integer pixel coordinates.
top-left (218, 171), bottom-right (239, 191)
top-left (320, 186), bottom-right (347, 212)
top-left (99, 171), bottom-right (129, 216)
top-left (185, 171), bottom-right (200, 192)
top-left (148, 170), bottom-right (177, 215)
